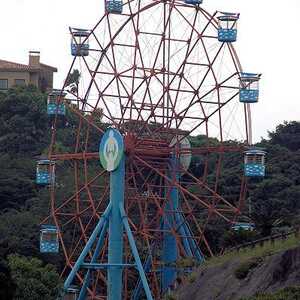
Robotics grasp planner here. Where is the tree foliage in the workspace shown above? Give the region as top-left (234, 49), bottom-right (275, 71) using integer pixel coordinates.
top-left (0, 258), bottom-right (15, 300)
top-left (8, 254), bottom-right (61, 300)
top-left (65, 69), bottom-right (81, 89)
top-left (0, 85), bottom-right (49, 155)
top-left (268, 121), bottom-right (300, 152)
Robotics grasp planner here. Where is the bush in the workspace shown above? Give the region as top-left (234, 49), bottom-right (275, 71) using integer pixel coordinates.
top-left (222, 229), bottom-right (259, 249)
top-left (187, 272), bottom-right (197, 283)
top-left (235, 257), bottom-right (263, 280)
top-left (8, 254), bottom-right (62, 300)
top-left (176, 257), bottom-right (198, 268)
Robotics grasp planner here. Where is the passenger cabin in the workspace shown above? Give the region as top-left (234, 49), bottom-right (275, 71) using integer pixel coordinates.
top-left (106, 0), bottom-right (123, 14)
top-left (240, 73), bottom-right (261, 103)
top-left (71, 29), bottom-right (90, 57)
top-left (244, 149), bottom-right (266, 177)
top-left (47, 90), bottom-right (66, 115)
top-left (40, 225), bottom-right (59, 253)
top-left (36, 160), bottom-right (55, 185)
top-left (232, 222), bottom-right (255, 231)
top-left (184, 0), bottom-right (203, 5)
top-left (217, 12), bottom-right (239, 42)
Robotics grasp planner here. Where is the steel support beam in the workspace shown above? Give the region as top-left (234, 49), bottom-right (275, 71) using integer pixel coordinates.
top-left (162, 157), bottom-right (179, 292)
top-left (108, 156), bottom-right (125, 300)
top-left (64, 203), bottom-right (111, 290)
top-left (78, 219), bottom-right (109, 300)
top-left (120, 204), bottom-right (154, 300)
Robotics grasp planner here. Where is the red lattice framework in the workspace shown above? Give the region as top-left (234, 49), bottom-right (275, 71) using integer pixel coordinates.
top-left (44, 0), bottom-right (252, 298)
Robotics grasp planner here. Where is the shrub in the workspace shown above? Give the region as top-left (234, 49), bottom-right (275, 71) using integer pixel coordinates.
top-left (187, 272), bottom-right (197, 283)
top-left (8, 254), bottom-right (62, 300)
top-left (235, 257), bottom-right (263, 280)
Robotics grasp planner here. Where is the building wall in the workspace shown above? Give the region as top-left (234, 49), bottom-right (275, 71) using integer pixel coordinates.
top-left (0, 71), bottom-right (31, 89)
top-left (0, 68), bottom-right (55, 91)
top-left (39, 68), bottom-right (54, 92)
top-left (30, 72), bottom-right (39, 87)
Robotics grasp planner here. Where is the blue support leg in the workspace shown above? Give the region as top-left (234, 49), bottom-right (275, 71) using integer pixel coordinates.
top-left (180, 214), bottom-right (204, 262)
top-left (108, 156), bottom-right (125, 300)
top-left (175, 213), bottom-right (193, 257)
top-left (78, 219), bottom-right (109, 300)
top-left (64, 203), bottom-right (112, 291)
top-left (162, 158), bottom-right (179, 291)
top-left (120, 204), bottom-right (154, 300)
top-left (131, 246), bottom-right (154, 300)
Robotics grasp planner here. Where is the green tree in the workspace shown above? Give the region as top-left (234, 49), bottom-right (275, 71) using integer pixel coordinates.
top-left (8, 254), bottom-right (61, 300)
top-left (0, 85), bottom-right (49, 155)
top-left (65, 69), bottom-right (81, 93)
top-left (268, 121), bottom-right (300, 152)
top-left (0, 258), bottom-right (15, 300)
top-left (0, 210), bottom-right (40, 258)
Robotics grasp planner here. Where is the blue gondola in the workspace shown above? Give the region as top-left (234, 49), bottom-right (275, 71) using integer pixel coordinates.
top-left (40, 225), bottom-right (59, 253)
top-left (217, 12), bottom-right (239, 42)
top-left (184, 0), bottom-right (203, 5)
top-left (36, 160), bottom-right (55, 185)
top-left (71, 29), bottom-right (90, 57)
top-left (244, 149), bottom-right (266, 177)
top-left (106, 0), bottom-right (123, 14)
top-left (231, 222), bottom-right (255, 231)
top-left (47, 90), bottom-right (66, 115)
top-left (240, 73), bottom-right (261, 103)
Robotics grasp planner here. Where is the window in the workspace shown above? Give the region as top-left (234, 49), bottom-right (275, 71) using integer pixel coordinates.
top-left (15, 79), bottom-right (26, 86)
top-left (48, 94), bottom-right (57, 104)
top-left (0, 79), bottom-right (8, 90)
top-left (42, 231), bottom-right (58, 242)
top-left (37, 164), bottom-right (49, 173)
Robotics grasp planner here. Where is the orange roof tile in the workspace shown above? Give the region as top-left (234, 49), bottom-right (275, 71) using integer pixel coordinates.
top-left (0, 59), bottom-right (57, 72)
top-left (40, 63), bottom-right (58, 72)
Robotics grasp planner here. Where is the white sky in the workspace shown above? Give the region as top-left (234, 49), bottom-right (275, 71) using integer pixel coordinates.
top-left (1, 0), bottom-right (300, 141)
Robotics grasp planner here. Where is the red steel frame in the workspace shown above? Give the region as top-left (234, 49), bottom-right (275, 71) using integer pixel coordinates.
top-left (43, 1), bottom-right (252, 299)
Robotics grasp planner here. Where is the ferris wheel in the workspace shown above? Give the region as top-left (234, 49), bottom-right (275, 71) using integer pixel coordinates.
top-left (37, 0), bottom-right (266, 299)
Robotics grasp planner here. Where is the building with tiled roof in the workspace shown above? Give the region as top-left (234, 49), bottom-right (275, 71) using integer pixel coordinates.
top-left (0, 51), bottom-right (57, 92)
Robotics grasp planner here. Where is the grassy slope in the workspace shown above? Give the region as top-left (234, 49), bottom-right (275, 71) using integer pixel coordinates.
top-left (170, 234), bottom-right (300, 300)
top-left (204, 234), bottom-right (300, 268)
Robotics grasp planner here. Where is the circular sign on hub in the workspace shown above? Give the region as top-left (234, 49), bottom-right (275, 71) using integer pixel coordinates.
top-left (99, 128), bottom-right (124, 172)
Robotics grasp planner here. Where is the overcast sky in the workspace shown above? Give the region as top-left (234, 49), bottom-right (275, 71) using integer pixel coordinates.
top-left (1, 0), bottom-right (299, 141)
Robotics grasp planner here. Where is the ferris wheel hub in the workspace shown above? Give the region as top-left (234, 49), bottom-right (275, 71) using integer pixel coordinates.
top-left (124, 133), bottom-right (138, 155)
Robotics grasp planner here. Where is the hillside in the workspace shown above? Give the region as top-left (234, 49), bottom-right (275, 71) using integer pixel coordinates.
top-left (176, 238), bottom-right (300, 300)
